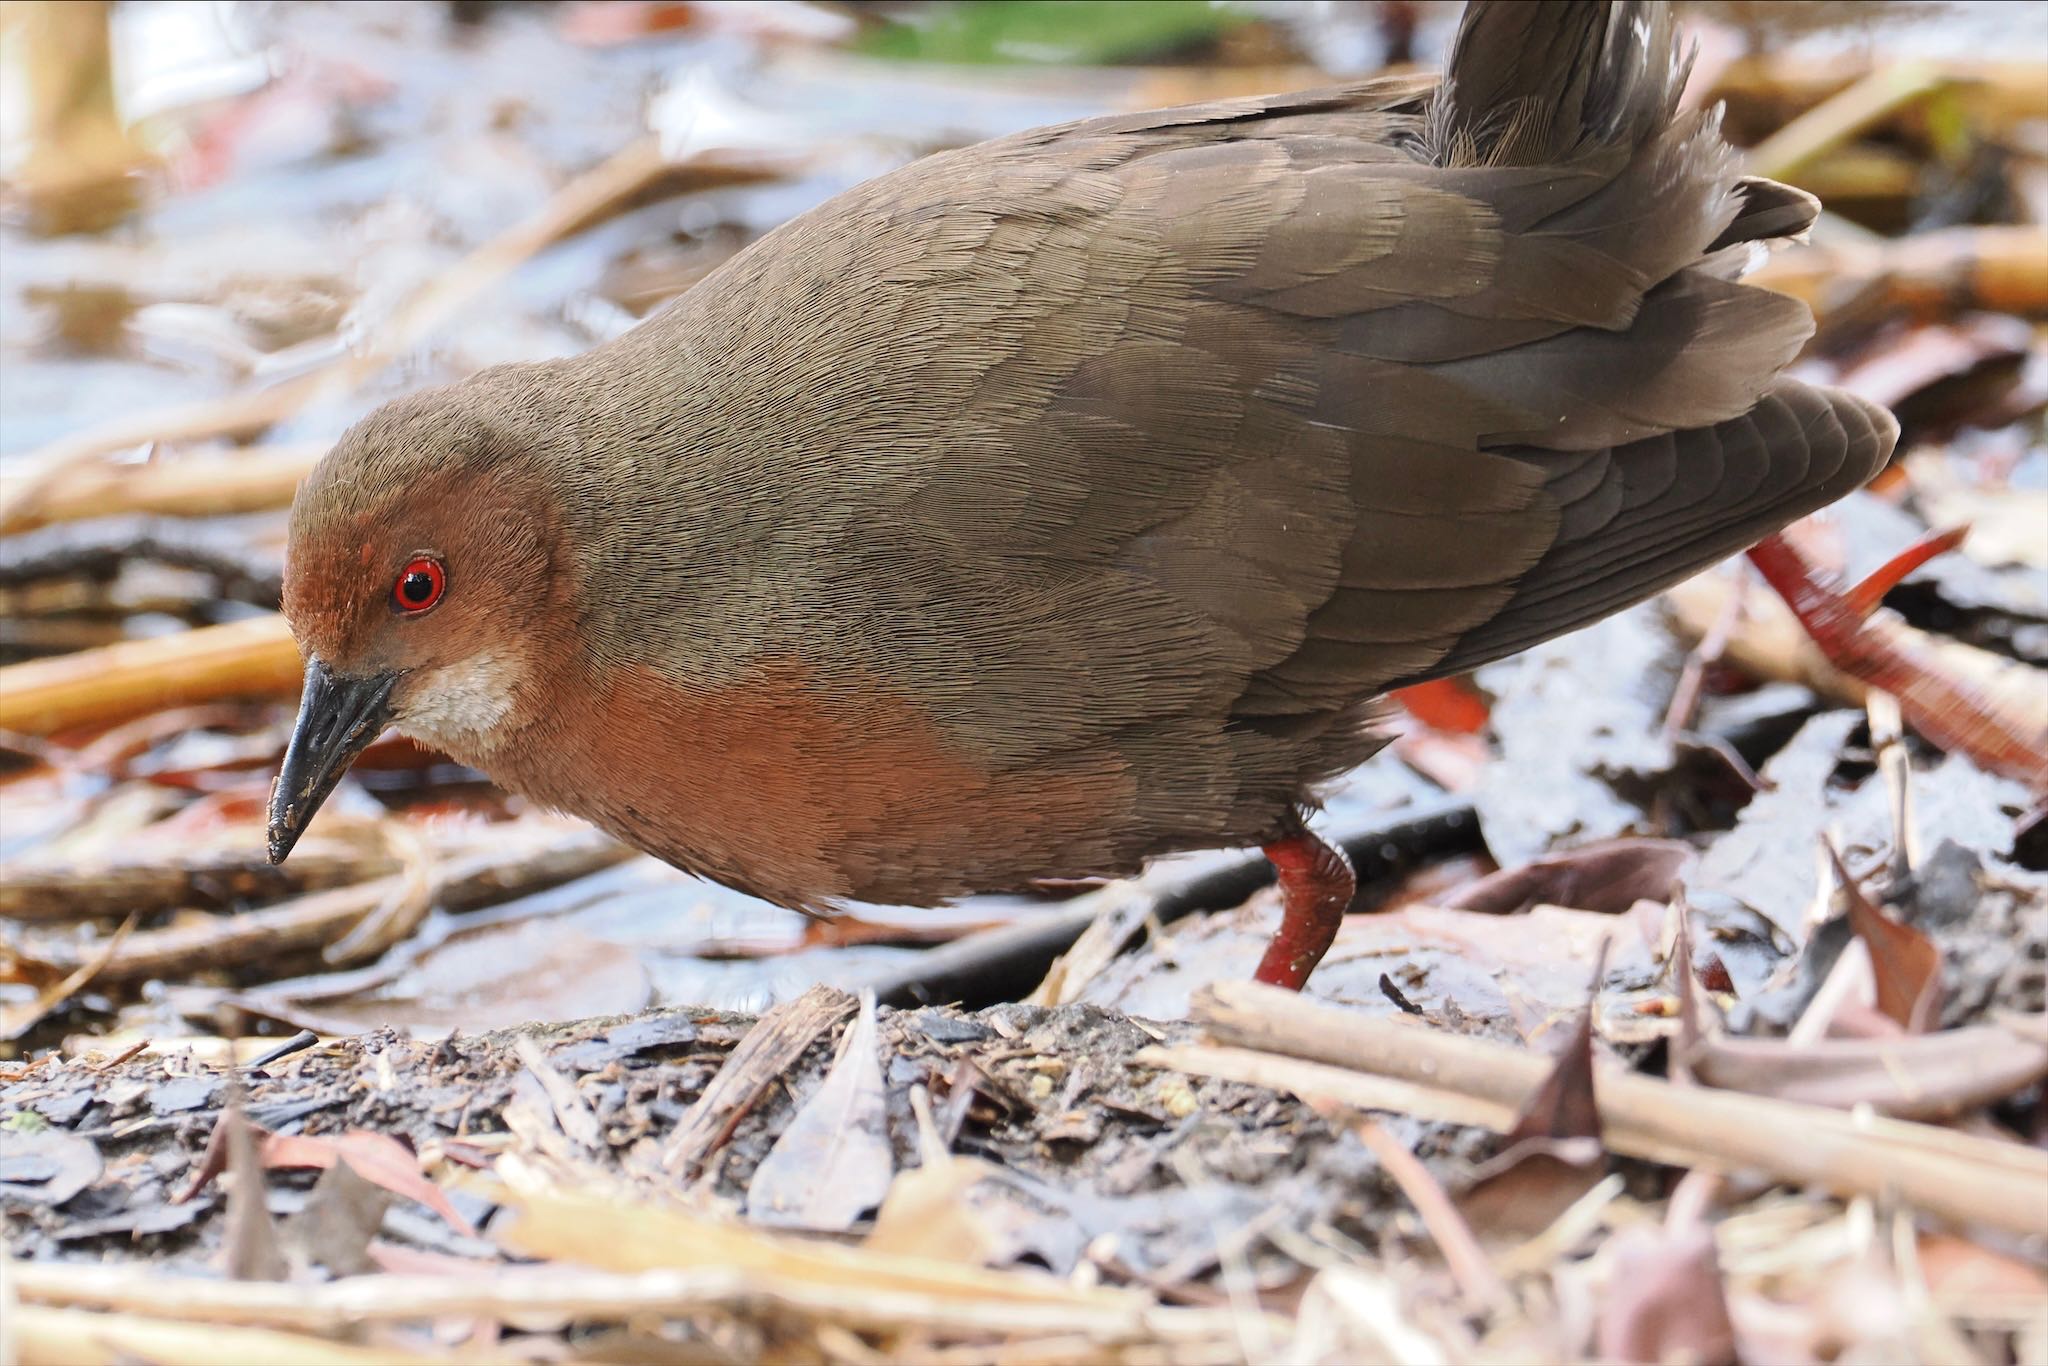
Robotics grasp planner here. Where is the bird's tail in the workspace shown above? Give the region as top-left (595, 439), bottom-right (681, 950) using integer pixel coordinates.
top-left (1427, 0), bottom-right (1820, 253)
top-left (1426, 0), bottom-right (1682, 168)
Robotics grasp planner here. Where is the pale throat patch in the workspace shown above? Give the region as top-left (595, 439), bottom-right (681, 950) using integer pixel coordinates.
top-left (396, 651), bottom-right (526, 755)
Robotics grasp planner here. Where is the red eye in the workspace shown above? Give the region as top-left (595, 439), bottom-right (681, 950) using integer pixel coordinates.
top-left (391, 557), bottom-right (446, 613)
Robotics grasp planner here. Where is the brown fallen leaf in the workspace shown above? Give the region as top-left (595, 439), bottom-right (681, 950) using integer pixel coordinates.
top-left (283, 1158), bottom-right (393, 1278)
top-left (1456, 943), bottom-right (1610, 1242)
top-left (1595, 1191), bottom-right (1738, 1365)
top-left (1828, 840), bottom-right (1942, 1032)
top-left (1439, 839), bottom-right (1695, 916)
top-left (1745, 531), bottom-right (2048, 790)
top-left (866, 1153), bottom-right (1034, 1268)
top-left (222, 1098), bottom-right (286, 1283)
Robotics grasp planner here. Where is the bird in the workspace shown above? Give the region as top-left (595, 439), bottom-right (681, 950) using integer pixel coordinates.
top-left (268, 0), bottom-right (1897, 993)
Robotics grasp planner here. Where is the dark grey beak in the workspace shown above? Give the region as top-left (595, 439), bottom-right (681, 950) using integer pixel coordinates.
top-left (267, 659), bottom-right (397, 864)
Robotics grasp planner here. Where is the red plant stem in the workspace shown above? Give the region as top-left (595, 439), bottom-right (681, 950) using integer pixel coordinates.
top-left (1745, 532), bottom-right (2046, 787)
top-left (1842, 524), bottom-right (1971, 619)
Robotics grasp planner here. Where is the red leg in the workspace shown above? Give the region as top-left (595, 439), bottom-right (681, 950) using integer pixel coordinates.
top-left (1253, 819), bottom-right (1357, 991)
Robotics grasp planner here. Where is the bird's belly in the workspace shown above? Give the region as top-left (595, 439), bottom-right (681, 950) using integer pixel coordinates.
top-left (497, 656), bottom-right (1141, 910)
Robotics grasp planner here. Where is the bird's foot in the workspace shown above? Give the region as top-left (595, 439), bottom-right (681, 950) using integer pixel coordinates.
top-left (1252, 820), bottom-right (1357, 991)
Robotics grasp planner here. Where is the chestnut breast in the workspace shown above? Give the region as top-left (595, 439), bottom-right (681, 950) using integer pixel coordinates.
top-left (475, 652), bottom-right (1143, 911)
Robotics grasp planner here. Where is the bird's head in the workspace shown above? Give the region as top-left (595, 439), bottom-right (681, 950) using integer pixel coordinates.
top-left (269, 387), bottom-right (574, 863)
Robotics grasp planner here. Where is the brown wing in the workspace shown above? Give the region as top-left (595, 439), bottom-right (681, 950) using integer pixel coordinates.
top-left (991, 0), bottom-right (1896, 735)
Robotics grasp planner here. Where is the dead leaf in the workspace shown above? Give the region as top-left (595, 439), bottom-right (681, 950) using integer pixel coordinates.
top-left (1595, 1222), bottom-right (1738, 1366)
top-left (864, 1153), bottom-right (1078, 1272)
top-left (1918, 1230), bottom-right (2048, 1306)
top-left (1829, 841), bottom-right (1942, 1031)
top-left (1440, 839), bottom-right (1695, 916)
top-left (260, 1129), bottom-right (476, 1237)
top-left (223, 1100), bottom-right (285, 1282)
top-left (746, 988), bottom-right (892, 1231)
top-left (1455, 943), bottom-right (1609, 1241)
top-left (284, 1157), bottom-right (392, 1277)
top-left (234, 922), bottom-right (653, 1039)
top-left (0, 1129), bottom-right (101, 1207)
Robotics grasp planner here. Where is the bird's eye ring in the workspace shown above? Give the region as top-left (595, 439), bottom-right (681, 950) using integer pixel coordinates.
top-left (391, 557), bottom-right (446, 614)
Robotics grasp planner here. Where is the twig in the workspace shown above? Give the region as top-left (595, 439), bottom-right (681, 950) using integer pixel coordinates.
top-left (1664, 568), bottom-right (1742, 736)
top-left (0, 846), bottom-right (400, 924)
top-left (321, 820), bottom-right (438, 966)
top-left (1867, 690), bottom-right (1917, 884)
top-left (0, 517), bottom-right (282, 605)
top-left (1027, 881), bottom-right (1153, 1007)
top-left (1351, 1118), bottom-right (1509, 1309)
top-left (860, 803), bottom-right (1480, 1009)
top-left (1137, 1043), bottom-right (1516, 1133)
top-left (661, 985), bottom-right (857, 1175)
top-left (1708, 54), bottom-right (2048, 130)
top-left (0, 911), bottom-right (134, 1040)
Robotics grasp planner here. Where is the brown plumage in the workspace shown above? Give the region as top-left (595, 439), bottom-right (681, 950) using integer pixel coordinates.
top-left (271, 0), bottom-right (1897, 990)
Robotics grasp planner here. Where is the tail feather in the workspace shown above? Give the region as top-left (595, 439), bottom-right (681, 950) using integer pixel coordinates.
top-left (1426, 0), bottom-right (1684, 168)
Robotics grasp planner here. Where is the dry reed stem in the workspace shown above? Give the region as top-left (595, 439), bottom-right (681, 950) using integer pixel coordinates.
top-left (1710, 54), bottom-right (2048, 127)
top-left (1744, 62), bottom-right (1950, 181)
top-left (8, 1260), bottom-right (1253, 1347)
top-left (0, 614), bottom-right (301, 735)
top-left (0, 445), bottom-right (325, 536)
top-left (1177, 981), bottom-right (2048, 1238)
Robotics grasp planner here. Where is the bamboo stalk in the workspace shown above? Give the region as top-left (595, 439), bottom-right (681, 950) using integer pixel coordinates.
top-left (1183, 981), bottom-right (2048, 1239)
top-left (0, 614), bottom-right (301, 736)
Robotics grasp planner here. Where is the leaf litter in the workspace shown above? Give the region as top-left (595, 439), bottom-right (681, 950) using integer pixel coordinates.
top-left (3, 1), bottom-right (2047, 1362)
